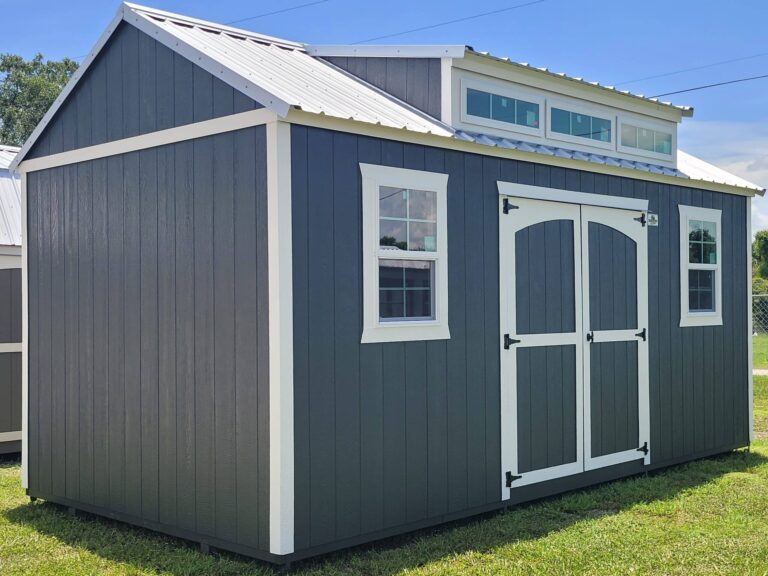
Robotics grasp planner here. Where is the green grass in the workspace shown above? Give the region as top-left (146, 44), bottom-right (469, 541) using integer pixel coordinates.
top-left (754, 334), bottom-right (768, 370)
top-left (2, 386), bottom-right (768, 575)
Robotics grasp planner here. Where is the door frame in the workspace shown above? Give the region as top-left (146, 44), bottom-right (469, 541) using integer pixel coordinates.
top-left (498, 182), bottom-right (649, 500)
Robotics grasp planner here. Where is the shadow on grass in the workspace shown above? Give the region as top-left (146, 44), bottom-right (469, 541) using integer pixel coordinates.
top-left (4, 448), bottom-right (767, 576)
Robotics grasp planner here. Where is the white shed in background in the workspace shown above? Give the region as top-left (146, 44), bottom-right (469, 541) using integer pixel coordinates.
top-left (0, 144), bottom-right (22, 454)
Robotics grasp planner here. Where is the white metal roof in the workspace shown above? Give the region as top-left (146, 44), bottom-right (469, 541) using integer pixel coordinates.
top-left (0, 146), bottom-right (22, 246)
top-left (11, 3), bottom-right (762, 196)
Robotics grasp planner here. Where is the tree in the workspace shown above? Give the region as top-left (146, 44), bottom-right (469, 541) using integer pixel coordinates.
top-left (753, 230), bottom-right (768, 279)
top-left (0, 53), bottom-right (78, 146)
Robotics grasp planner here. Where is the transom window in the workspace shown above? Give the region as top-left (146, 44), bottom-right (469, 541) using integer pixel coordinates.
top-left (551, 108), bottom-right (611, 143)
top-left (679, 206), bottom-right (722, 327)
top-left (466, 88), bottom-right (540, 130)
top-left (361, 164), bottom-right (450, 343)
top-left (620, 124), bottom-right (672, 156)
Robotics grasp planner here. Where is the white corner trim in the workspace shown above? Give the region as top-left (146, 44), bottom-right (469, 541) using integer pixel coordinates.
top-left (21, 171), bottom-right (28, 489)
top-left (360, 163), bottom-right (450, 344)
top-left (679, 205), bottom-right (723, 328)
top-left (440, 57), bottom-right (453, 125)
top-left (17, 108), bottom-right (276, 174)
top-left (306, 45), bottom-right (466, 59)
top-left (0, 431), bottom-right (22, 443)
top-left (497, 181), bottom-right (649, 211)
top-left (748, 196), bottom-right (754, 442)
top-left (267, 120), bottom-right (294, 555)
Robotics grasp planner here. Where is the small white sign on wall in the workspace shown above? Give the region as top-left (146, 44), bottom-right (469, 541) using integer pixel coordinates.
top-left (647, 213), bottom-right (659, 227)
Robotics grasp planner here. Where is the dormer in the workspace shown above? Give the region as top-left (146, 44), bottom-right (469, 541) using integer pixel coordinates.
top-left (309, 45), bottom-right (693, 169)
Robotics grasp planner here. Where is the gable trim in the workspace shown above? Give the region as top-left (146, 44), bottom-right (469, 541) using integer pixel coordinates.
top-left (16, 108), bottom-right (276, 173)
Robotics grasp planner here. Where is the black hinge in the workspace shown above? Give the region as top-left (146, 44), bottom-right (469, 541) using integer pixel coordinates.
top-left (586, 331), bottom-right (594, 343)
top-left (634, 212), bottom-right (647, 227)
top-left (637, 441), bottom-right (649, 455)
top-left (503, 198), bottom-right (519, 214)
top-left (505, 471), bottom-right (522, 487)
top-left (504, 334), bottom-right (520, 349)
top-left (635, 328), bottom-right (647, 341)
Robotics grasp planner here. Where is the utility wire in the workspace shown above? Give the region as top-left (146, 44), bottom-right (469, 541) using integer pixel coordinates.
top-left (353, 0), bottom-right (546, 44)
top-left (225, 0), bottom-right (329, 25)
top-left (651, 73), bottom-right (768, 97)
top-left (617, 50), bottom-right (768, 86)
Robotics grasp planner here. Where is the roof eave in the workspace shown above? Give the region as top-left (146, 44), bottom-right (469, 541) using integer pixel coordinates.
top-left (306, 44), bottom-right (467, 59)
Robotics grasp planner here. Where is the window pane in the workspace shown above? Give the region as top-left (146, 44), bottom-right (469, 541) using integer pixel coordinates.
top-left (408, 189), bottom-right (437, 221)
top-left (380, 288), bottom-right (405, 319)
top-left (688, 270), bottom-right (715, 312)
top-left (689, 219), bottom-right (703, 241)
top-left (491, 94), bottom-right (516, 124)
top-left (409, 221), bottom-right (437, 252)
top-left (689, 241), bottom-right (702, 264)
top-left (380, 219), bottom-right (407, 250)
top-left (379, 186), bottom-right (407, 218)
top-left (572, 113), bottom-right (591, 138)
top-left (621, 124), bottom-right (637, 147)
top-left (702, 221), bottom-right (717, 242)
top-left (698, 288), bottom-right (713, 311)
top-left (466, 88), bottom-right (491, 119)
top-left (592, 117), bottom-right (612, 142)
top-left (654, 131), bottom-right (672, 155)
top-left (516, 100), bottom-right (540, 128)
top-left (379, 259), bottom-right (434, 321)
top-left (638, 128), bottom-right (654, 151)
top-left (551, 108), bottom-right (570, 134)
top-left (703, 243), bottom-right (717, 264)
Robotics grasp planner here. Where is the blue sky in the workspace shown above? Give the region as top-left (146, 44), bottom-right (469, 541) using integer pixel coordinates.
top-left (4, 0), bottom-right (768, 226)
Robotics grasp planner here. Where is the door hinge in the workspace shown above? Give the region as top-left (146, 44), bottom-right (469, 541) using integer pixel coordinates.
top-left (503, 198), bottom-right (519, 214)
top-left (586, 331), bottom-right (594, 343)
top-left (635, 328), bottom-right (647, 341)
top-left (637, 441), bottom-right (649, 455)
top-left (634, 212), bottom-right (647, 227)
top-left (505, 471), bottom-right (522, 487)
top-left (503, 334), bottom-right (520, 349)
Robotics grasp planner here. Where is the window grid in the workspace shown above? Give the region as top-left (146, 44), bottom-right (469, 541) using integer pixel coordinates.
top-left (679, 205), bottom-right (722, 326)
top-left (551, 107), bottom-right (612, 142)
top-left (379, 188), bottom-right (437, 253)
top-left (466, 87), bottom-right (540, 129)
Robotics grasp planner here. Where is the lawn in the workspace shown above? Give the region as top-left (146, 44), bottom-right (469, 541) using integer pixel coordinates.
top-left (754, 334), bottom-right (768, 370)
top-left (2, 385), bottom-right (768, 575)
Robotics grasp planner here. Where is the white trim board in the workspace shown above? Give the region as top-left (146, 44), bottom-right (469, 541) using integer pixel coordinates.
top-left (16, 108), bottom-right (276, 173)
top-left (0, 343), bottom-right (22, 354)
top-left (497, 181), bottom-right (649, 211)
top-left (21, 171), bottom-right (28, 488)
top-left (0, 431), bottom-right (21, 443)
top-left (306, 45), bottom-right (465, 58)
top-left (266, 120), bottom-right (295, 555)
top-left (748, 196), bottom-right (754, 442)
top-left (0, 256), bottom-right (21, 270)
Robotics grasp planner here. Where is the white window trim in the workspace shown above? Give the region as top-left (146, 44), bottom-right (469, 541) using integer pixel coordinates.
top-left (617, 115), bottom-right (676, 163)
top-left (545, 98), bottom-right (615, 152)
top-left (679, 205), bottom-right (722, 327)
top-left (360, 163), bottom-right (450, 344)
top-left (460, 77), bottom-right (544, 139)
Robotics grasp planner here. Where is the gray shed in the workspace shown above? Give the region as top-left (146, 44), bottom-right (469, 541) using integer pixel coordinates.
top-left (0, 145), bottom-right (22, 454)
top-left (11, 2), bottom-right (765, 565)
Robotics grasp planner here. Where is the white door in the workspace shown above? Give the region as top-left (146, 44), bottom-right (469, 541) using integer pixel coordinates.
top-left (500, 196), bottom-right (649, 497)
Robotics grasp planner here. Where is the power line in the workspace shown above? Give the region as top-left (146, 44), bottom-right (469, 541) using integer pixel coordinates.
top-left (651, 73), bottom-right (768, 97)
top-left (617, 50), bottom-right (768, 86)
top-left (353, 0), bottom-right (546, 44)
top-left (225, 0), bottom-right (329, 25)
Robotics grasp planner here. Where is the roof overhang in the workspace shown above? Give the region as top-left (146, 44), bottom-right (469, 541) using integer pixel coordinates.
top-left (306, 44), bottom-right (466, 59)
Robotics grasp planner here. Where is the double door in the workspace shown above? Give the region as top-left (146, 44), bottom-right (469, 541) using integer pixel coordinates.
top-left (500, 196), bottom-right (649, 493)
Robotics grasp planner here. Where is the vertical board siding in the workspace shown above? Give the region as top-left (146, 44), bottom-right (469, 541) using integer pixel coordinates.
top-left (324, 57), bottom-right (442, 119)
top-left (0, 267), bottom-right (21, 439)
top-left (588, 223), bottom-right (637, 331)
top-left (26, 23), bottom-right (263, 160)
top-left (292, 126), bottom-right (750, 552)
top-left (26, 126), bottom-right (270, 553)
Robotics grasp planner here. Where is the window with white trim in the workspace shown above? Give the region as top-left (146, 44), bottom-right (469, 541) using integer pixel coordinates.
top-left (618, 117), bottom-right (675, 161)
top-left (360, 163), bottom-right (450, 343)
top-left (679, 205), bottom-right (722, 327)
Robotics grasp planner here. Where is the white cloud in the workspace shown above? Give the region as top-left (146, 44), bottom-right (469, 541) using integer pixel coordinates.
top-left (679, 121), bottom-right (768, 234)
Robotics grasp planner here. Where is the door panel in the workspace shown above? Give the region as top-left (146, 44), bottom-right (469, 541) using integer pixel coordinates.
top-left (581, 205), bottom-right (649, 471)
top-left (517, 345), bottom-right (578, 473)
top-left (515, 221), bottom-right (576, 335)
top-left (589, 341), bottom-right (639, 458)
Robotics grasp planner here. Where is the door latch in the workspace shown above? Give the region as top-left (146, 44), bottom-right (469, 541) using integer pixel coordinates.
top-left (635, 328), bottom-right (647, 341)
top-left (503, 334), bottom-right (520, 349)
top-left (586, 331), bottom-right (594, 343)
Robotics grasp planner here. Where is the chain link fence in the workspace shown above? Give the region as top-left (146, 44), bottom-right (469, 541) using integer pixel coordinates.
top-left (754, 294), bottom-right (768, 334)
